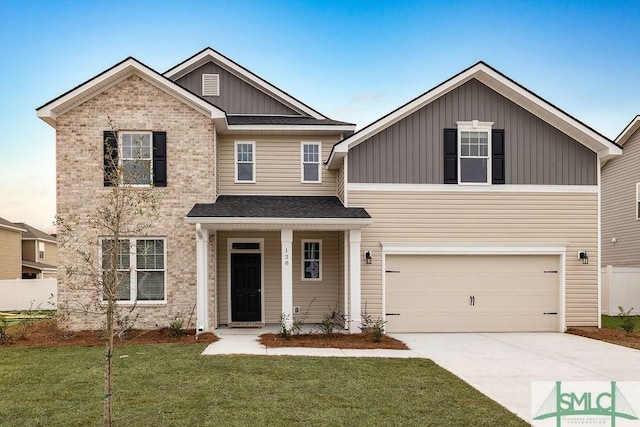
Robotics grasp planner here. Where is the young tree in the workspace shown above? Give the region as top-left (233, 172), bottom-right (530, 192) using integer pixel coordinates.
top-left (56, 117), bottom-right (158, 426)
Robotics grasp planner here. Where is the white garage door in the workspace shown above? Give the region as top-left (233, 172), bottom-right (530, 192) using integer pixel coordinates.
top-left (385, 254), bottom-right (560, 332)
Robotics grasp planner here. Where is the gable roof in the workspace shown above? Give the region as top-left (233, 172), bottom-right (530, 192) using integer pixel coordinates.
top-left (0, 217), bottom-right (26, 233)
top-left (164, 47), bottom-right (327, 120)
top-left (37, 56), bottom-right (227, 128)
top-left (327, 61), bottom-right (622, 168)
top-left (13, 223), bottom-right (56, 243)
top-left (615, 115), bottom-right (640, 146)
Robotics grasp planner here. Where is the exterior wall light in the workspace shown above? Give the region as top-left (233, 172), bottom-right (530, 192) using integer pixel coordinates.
top-left (578, 251), bottom-right (589, 265)
top-left (365, 251), bottom-right (372, 265)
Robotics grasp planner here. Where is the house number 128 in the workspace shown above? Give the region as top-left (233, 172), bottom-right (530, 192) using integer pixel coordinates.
top-left (284, 248), bottom-right (289, 266)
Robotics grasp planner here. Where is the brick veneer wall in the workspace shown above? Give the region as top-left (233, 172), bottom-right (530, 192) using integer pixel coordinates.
top-left (56, 74), bottom-right (216, 330)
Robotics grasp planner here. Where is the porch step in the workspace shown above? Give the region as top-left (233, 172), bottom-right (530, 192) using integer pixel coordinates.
top-left (228, 322), bottom-right (264, 328)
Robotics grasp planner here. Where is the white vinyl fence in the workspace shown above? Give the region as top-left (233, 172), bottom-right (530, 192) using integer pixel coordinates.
top-left (0, 279), bottom-right (57, 311)
top-left (601, 266), bottom-right (640, 315)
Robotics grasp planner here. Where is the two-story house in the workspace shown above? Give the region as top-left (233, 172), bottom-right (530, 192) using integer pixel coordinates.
top-left (37, 48), bottom-right (621, 333)
top-left (0, 217), bottom-right (26, 280)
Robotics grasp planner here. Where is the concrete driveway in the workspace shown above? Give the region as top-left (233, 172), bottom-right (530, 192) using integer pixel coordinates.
top-left (390, 332), bottom-right (640, 422)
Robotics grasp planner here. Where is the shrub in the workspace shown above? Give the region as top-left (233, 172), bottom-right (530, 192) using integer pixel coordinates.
top-left (279, 313), bottom-right (304, 340)
top-left (0, 319), bottom-right (12, 344)
top-left (360, 303), bottom-right (386, 343)
top-left (317, 308), bottom-right (346, 335)
top-left (169, 317), bottom-right (186, 337)
top-left (618, 306), bottom-right (637, 333)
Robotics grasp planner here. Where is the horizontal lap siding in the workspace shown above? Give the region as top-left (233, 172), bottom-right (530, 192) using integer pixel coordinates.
top-left (0, 229), bottom-right (21, 279)
top-left (602, 128), bottom-right (640, 267)
top-left (218, 136), bottom-right (338, 195)
top-left (217, 231), bottom-right (339, 324)
top-left (348, 78), bottom-right (597, 185)
top-left (349, 190), bottom-right (599, 327)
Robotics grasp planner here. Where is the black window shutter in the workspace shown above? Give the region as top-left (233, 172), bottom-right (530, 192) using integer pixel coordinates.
top-left (103, 131), bottom-right (117, 187)
top-left (153, 132), bottom-right (167, 187)
top-left (492, 129), bottom-right (505, 184)
top-left (443, 128), bottom-right (457, 184)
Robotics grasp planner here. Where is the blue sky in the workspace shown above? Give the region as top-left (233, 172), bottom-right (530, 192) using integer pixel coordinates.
top-left (1, 0), bottom-right (638, 232)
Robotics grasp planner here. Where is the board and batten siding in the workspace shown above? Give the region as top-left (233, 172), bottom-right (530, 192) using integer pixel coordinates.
top-left (0, 228), bottom-right (22, 280)
top-left (348, 78), bottom-right (597, 186)
top-left (217, 231), bottom-right (339, 324)
top-left (218, 136), bottom-right (339, 196)
top-left (349, 190), bottom-right (599, 327)
top-left (602, 127), bottom-right (640, 267)
top-left (174, 62), bottom-right (299, 115)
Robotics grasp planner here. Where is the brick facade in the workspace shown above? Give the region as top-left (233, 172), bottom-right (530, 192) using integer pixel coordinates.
top-left (56, 74), bottom-right (216, 330)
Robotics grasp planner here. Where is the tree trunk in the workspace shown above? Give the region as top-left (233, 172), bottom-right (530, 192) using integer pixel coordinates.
top-left (104, 303), bottom-right (113, 426)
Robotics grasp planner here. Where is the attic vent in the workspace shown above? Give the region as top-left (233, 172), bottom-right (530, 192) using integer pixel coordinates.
top-left (202, 74), bottom-right (219, 96)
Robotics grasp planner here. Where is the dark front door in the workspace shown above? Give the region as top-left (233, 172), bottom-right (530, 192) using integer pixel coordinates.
top-left (231, 253), bottom-right (262, 322)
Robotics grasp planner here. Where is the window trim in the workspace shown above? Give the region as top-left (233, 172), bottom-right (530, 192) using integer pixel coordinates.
top-left (457, 121), bottom-right (493, 185)
top-left (99, 237), bottom-right (167, 304)
top-left (301, 141), bottom-right (322, 183)
top-left (202, 73), bottom-right (220, 96)
top-left (636, 183), bottom-right (640, 220)
top-left (301, 239), bottom-right (322, 281)
top-left (234, 141), bottom-right (256, 183)
top-left (120, 131), bottom-right (153, 187)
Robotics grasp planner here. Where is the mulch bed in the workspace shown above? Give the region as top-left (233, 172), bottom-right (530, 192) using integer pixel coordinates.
top-left (0, 320), bottom-right (218, 348)
top-left (259, 332), bottom-right (408, 350)
top-left (567, 327), bottom-right (640, 350)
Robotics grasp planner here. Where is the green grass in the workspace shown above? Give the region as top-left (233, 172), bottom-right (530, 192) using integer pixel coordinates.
top-left (602, 314), bottom-right (640, 331)
top-left (0, 344), bottom-right (527, 427)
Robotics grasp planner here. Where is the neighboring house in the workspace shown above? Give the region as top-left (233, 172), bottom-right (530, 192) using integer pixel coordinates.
top-left (600, 116), bottom-right (640, 313)
top-left (0, 217), bottom-right (26, 279)
top-left (14, 222), bottom-right (57, 279)
top-left (0, 218), bottom-right (57, 280)
top-left (37, 48), bottom-right (621, 333)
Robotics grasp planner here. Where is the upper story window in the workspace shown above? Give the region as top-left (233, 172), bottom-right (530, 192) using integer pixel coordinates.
top-left (121, 132), bottom-right (152, 185)
top-left (302, 240), bottom-right (321, 281)
top-left (103, 131), bottom-right (167, 188)
top-left (457, 121), bottom-right (492, 184)
top-left (202, 74), bottom-right (220, 96)
top-left (301, 142), bottom-right (321, 183)
top-left (38, 241), bottom-right (45, 260)
top-left (101, 237), bottom-right (166, 303)
top-left (235, 141), bottom-right (255, 183)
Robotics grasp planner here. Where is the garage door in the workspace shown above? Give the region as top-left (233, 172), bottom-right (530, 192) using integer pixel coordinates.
top-left (385, 254), bottom-right (559, 332)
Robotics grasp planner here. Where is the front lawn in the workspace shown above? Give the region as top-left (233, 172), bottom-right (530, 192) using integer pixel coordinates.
top-left (601, 314), bottom-right (640, 331)
top-left (0, 344), bottom-right (527, 426)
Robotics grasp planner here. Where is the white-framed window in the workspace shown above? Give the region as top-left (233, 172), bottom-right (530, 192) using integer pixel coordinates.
top-left (301, 142), bottom-right (321, 183)
top-left (636, 183), bottom-right (640, 220)
top-left (38, 241), bottom-right (45, 260)
top-left (100, 237), bottom-right (166, 303)
top-left (121, 131), bottom-right (152, 185)
top-left (235, 141), bottom-right (255, 183)
top-left (202, 73), bottom-right (220, 96)
top-left (457, 121), bottom-right (493, 184)
top-left (302, 240), bottom-right (321, 281)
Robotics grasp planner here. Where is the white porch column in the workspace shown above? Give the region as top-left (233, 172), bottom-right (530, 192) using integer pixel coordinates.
top-left (195, 224), bottom-right (209, 333)
top-left (281, 229), bottom-right (294, 328)
top-left (348, 229), bottom-right (362, 333)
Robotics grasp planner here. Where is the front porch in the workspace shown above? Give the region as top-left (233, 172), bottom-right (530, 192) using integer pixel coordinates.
top-left (186, 195), bottom-right (372, 333)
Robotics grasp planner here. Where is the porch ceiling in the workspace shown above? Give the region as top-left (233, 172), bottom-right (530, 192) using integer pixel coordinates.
top-left (185, 195), bottom-right (372, 230)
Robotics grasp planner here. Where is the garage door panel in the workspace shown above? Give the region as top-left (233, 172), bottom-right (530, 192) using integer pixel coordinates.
top-left (385, 254), bottom-right (560, 332)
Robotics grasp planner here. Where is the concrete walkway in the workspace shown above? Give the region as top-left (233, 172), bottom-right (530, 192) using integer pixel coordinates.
top-left (202, 330), bottom-right (640, 423)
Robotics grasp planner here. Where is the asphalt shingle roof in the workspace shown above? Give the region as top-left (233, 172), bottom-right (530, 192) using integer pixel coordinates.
top-left (187, 196), bottom-right (370, 219)
top-left (13, 223), bottom-right (57, 242)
